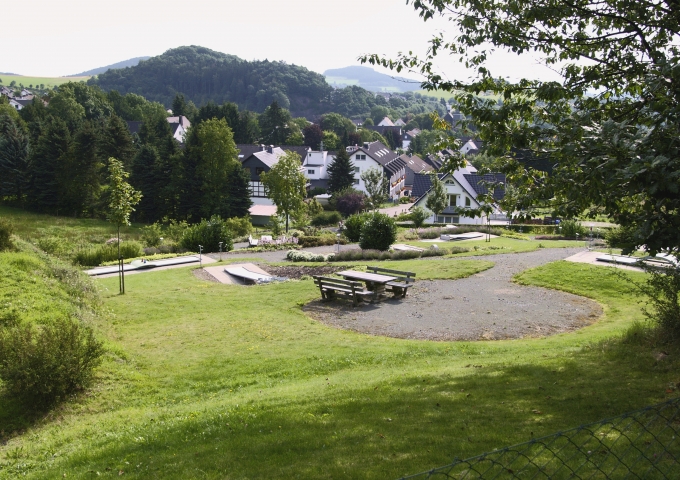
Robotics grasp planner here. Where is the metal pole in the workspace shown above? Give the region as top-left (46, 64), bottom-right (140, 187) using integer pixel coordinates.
top-left (219, 242), bottom-right (223, 262)
top-left (199, 245), bottom-right (203, 268)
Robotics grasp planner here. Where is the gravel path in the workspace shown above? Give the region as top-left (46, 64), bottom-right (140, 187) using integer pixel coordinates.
top-left (303, 248), bottom-right (602, 341)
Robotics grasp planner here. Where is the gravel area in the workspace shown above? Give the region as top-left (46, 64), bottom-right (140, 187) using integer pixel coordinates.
top-left (302, 248), bottom-right (602, 341)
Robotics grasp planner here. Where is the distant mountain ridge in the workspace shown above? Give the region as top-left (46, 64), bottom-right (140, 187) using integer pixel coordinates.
top-left (324, 66), bottom-right (422, 93)
top-left (69, 57), bottom-right (151, 77)
top-left (88, 46), bottom-right (332, 116)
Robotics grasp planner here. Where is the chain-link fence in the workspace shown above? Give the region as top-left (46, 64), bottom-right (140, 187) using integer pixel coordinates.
top-left (400, 397), bottom-right (680, 479)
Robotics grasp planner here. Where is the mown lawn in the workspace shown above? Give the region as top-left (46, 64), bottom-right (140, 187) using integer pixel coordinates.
top-left (0, 254), bottom-right (678, 478)
top-left (404, 237), bottom-right (586, 255)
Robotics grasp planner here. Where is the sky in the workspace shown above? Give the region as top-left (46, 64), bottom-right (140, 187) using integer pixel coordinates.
top-left (1, 0), bottom-right (562, 83)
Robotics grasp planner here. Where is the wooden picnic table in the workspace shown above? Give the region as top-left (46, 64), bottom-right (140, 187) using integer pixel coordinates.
top-left (336, 270), bottom-right (397, 302)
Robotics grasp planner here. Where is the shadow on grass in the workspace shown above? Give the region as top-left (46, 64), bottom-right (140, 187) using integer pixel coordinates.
top-left (0, 394), bottom-right (49, 443)
top-left (27, 338), bottom-right (680, 479)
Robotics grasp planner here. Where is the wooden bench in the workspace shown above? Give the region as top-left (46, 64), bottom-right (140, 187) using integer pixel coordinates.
top-left (313, 276), bottom-right (373, 307)
top-left (366, 266), bottom-right (416, 298)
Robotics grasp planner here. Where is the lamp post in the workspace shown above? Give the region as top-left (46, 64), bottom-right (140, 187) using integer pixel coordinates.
top-left (218, 241), bottom-right (223, 262)
top-left (198, 245), bottom-right (203, 268)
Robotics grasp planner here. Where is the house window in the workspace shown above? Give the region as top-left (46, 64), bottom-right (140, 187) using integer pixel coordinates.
top-left (447, 194), bottom-right (458, 206)
top-left (355, 154), bottom-right (366, 160)
top-left (249, 181), bottom-right (267, 198)
top-left (354, 167), bottom-right (360, 173)
top-left (465, 196), bottom-right (471, 207)
top-left (308, 169), bottom-right (315, 174)
top-left (354, 178), bottom-right (360, 185)
top-left (256, 167), bottom-right (266, 176)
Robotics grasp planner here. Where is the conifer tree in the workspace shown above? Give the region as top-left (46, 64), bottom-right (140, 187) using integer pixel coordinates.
top-left (327, 148), bottom-right (355, 194)
top-left (225, 162), bottom-right (252, 218)
top-left (28, 117), bottom-right (71, 213)
top-left (0, 115), bottom-right (30, 205)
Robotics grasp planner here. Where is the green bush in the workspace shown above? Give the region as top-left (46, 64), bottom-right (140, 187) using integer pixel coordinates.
top-left (605, 225), bottom-right (638, 251)
top-left (311, 211), bottom-right (342, 226)
top-left (224, 217), bottom-right (253, 238)
top-left (0, 317), bottom-right (104, 407)
top-left (360, 213), bottom-right (397, 251)
top-left (559, 219), bottom-right (587, 238)
top-left (36, 236), bottom-right (70, 256)
top-left (399, 196), bottom-right (412, 204)
top-left (286, 250), bottom-right (334, 262)
top-left (74, 241), bottom-right (143, 266)
top-left (344, 213), bottom-right (369, 242)
top-left (141, 223), bottom-right (163, 247)
top-left (409, 206), bottom-right (430, 228)
top-left (297, 235), bottom-right (346, 248)
top-left (0, 217), bottom-right (14, 251)
top-left (180, 216), bottom-right (234, 253)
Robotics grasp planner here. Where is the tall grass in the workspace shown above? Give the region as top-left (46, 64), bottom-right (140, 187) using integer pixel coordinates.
top-left (74, 241), bottom-right (142, 266)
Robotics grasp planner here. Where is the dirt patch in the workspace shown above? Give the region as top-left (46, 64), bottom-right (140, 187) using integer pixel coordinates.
top-left (193, 268), bottom-right (220, 283)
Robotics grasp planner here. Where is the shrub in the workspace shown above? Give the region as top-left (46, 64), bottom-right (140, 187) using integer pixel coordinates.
top-left (180, 216), bottom-right (233, 253)
top-left (420, 246), bottom-right (447, 257)
top-left (297, 235), bottom-right (346, 248)
top-left (389, 250), bottom-right (423, 260)
top-left (632, 265), bottom-right (680, 344)
top-left (360, 213), bottom-right (397, 251)
top-left (0, 317), bottom-right (104, 407)
top-left (448, 246), bottom-right (471, 254)
top-left (141, 222), bottom-right (163, 247)
top-left (605, 225), bottom-right (638, 251)
top-left (224, 217), bottom-right (253, 238)
top-left (559, 219), bottom-right (587, 238)
top-left (311, 211), bottom-right (342, 226)
top-left (286, 250), bottom-right (334, 262)
top-left (163, 218), bottom-right (189, 243)
top-left (36, 236), bottom-right (70, 256)
top-left (399, 196), bottom-right (412, 204)
top-left (344, 213), bottom-right (369, 242)
top-left (74, 241), bottom-right (143, 266)
top-left (0, 217), bottom-right (14, 251)
top-left (307, 187), bottom-right (326, 198)
top-left (409, 206), bottom-right (430, 228)
top-left (334, 188), bottom-right (366, 217)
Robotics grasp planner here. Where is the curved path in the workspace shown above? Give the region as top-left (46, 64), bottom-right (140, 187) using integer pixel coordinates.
top-left (303, 248), bottom-right (602, 341)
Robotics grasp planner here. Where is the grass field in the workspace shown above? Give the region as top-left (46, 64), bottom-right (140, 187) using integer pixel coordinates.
top-left (1, 244), bottom-right (678, 478)
top-left (0, 74), bottom-right (89, 89)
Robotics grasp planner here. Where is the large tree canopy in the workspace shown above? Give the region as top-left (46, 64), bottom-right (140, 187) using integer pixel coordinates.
top-left (363, 0), bottom-right (680, 255)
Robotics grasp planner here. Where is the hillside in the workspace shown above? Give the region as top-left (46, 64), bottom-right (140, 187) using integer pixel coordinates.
top-left (325, 65), bottom-right (422, 93)
top-left (88, 46), bottom-right (333, 116)
top-left (0, 74), bottom-right (89, 89)
top-left (69, 56), bottom-right (151, 77)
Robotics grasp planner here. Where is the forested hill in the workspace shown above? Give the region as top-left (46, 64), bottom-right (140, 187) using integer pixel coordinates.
top-left (88, 46), bottom-right (333, 117)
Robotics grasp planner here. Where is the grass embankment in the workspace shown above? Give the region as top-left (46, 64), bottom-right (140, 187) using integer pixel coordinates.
top-left (1, 251), bottom-right (678, 478)
top-left (0, 206), bottom-right (143, 262)
top-left (0, 240), bottom-right (102, 428)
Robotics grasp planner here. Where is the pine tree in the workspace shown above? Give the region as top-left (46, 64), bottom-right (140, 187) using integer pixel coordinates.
top-left (327, 148), bottom-right (355, 194)
top-left (131, 145), bottom-right (160, 222)
top-left (100, 115), bottom-right (136, 170)
top-left (0, 116), bottom-right (31, 205)
top-left (67, 121), bottom-right (104, 216)
top-left (28, 117), bottom-right (71, 213)
top-left (225, 162), bottom-right (252, 218)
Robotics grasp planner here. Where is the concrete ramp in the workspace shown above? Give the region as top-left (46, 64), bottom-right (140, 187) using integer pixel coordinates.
top-left (202, 263), bottom-right (285, 285)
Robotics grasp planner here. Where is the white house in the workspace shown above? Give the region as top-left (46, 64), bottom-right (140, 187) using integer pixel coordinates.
top-left (410, 164), bottom-right (505, 224)
top-left (346, 141), bottom-right (399, 195)
top-left (377, 116), bottom-right (395, 126)
top-left (166, 115), bottom-right (191, 143)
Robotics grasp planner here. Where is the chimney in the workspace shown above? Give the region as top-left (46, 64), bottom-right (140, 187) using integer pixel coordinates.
top-left (267, 145), bottom-right (274, 154)
top-left (363, 142), bottom-right (370, 149)
top-left (260, 144), bottom-right (266, 151)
